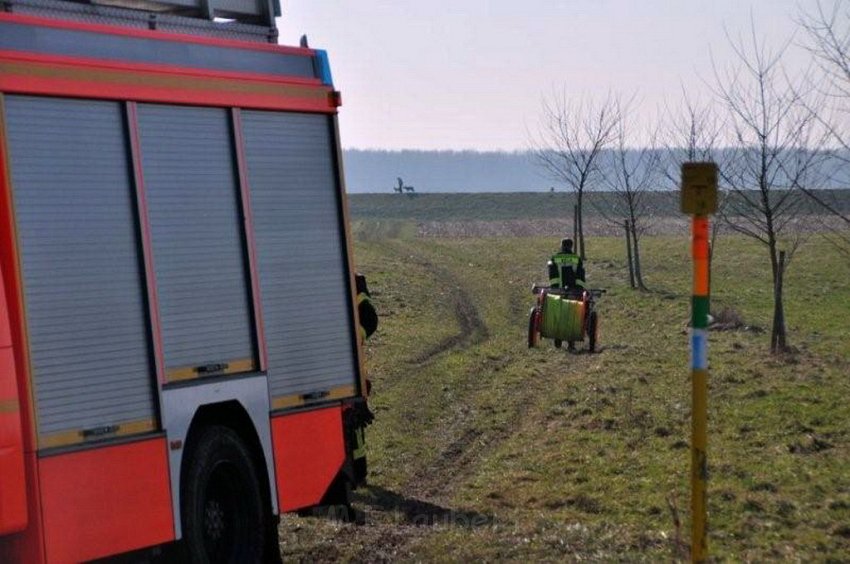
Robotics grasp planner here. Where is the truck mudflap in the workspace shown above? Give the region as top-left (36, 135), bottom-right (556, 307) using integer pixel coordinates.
top-left (0, 261), bottom-right (27, 535)
top-left (271, 406), bottom-right (347, 512)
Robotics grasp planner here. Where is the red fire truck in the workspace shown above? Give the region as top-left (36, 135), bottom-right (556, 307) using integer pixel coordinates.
top-left (0, 0), bottom-right (368, 561)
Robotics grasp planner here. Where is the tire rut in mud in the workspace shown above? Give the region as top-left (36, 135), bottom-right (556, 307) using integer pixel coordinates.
top-left (385, 241), bottom-right (489, 364)
top-left (333, 243), bottom-right (593, 561)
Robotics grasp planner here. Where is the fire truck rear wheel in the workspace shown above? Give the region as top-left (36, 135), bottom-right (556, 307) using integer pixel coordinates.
top-left (181, 425), bottom-right (270, 564)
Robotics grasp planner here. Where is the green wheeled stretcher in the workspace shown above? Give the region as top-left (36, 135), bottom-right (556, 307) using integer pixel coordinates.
top-left (527, 286), bottom-right (605, 352)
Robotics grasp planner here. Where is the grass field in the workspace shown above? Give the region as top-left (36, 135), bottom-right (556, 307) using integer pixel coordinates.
top-left (279, 205), bottom-right (850, 561)
top-left (349, 190), bottom-right (850, 221)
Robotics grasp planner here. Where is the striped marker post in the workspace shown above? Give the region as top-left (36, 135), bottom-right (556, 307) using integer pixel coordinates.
top-left (680, 162), bottom-right (716, 563)
top-left (690, 215), bottom-right (710, 563)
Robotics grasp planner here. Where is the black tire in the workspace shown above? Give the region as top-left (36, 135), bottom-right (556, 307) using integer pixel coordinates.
top-left (554, 339), bottom-right (562, 349)
top-left (527, 307), bottom-right (540, 348)
top-left (588, 311), bottom-right (599, 353)
top-left (181, 425), bottom-right (271, 564)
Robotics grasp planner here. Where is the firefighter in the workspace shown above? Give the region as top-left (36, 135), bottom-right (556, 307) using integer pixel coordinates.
top-left (352, 273), bottom-right (377, 485)
top-left (548, 238), bottom-right (586, 290)
top-left (356, 273), bottom-right (378, 341)
top-left (548, 238), bottom-right (585, 351)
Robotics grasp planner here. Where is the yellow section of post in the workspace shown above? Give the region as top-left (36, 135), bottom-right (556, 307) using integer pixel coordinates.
top-left (691, 367), bottom-right (709, 563)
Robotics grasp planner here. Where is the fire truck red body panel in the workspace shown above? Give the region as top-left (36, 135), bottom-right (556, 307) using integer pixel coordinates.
top-left (0, 262), bottom-right (26, 536)
top-left (0, 1), bottom-right (367, 560)
top-left (39, 439), bottom-right (174, 563)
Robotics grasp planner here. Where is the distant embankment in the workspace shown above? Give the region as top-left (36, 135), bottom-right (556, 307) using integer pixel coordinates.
top-left (349, 192), bottom-right (619, 221)
top-left (348, 192), bottom-right (682, 238)
top-left (348, 191), bottom-right (850, 239)
top-left (349, 191), bottom-right (850, 221)
top-left (343, 149), bottom-right (545, 193)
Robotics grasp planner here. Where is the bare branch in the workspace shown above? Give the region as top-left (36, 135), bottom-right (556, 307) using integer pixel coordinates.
top-left (796, 0), bottom-right (850, 252)
top-left (529, 89), bottom-right (620, 258)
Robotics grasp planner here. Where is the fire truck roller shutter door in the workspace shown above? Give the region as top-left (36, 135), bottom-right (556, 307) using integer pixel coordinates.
top-left (4, 95), bottom-right (157, 447)
top-left (239, 111), bottom-right (357, 405)
top-left (136, 104), bottom-right (256, 380)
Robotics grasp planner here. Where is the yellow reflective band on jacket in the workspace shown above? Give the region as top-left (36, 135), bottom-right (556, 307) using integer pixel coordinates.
top-left (551, 253), bottom-right (580, 266)
top-left (550, 252), bottom-right (584, 288)
top-left (357, 292), bottom-right (369, 306)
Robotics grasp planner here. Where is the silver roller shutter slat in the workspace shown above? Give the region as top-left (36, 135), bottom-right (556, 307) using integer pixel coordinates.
top-left (4, 95), bottom-right (157, 439)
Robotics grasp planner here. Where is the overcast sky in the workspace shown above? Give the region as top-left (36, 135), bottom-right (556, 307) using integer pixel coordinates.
top-left (277, 1), bottom-right (813, 151)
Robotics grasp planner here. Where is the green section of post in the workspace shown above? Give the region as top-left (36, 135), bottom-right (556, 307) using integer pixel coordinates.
top-left (692, 296), bottom-right (710, 328)
top-left (681, 162), bottom-right (717, 563)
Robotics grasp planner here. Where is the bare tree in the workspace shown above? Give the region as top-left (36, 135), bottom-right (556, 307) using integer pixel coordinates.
top-left (531, 91), bottom-right (619, 259)
top-left (714, 23), bottom-right (827, 353)
top-left (661, 91), bottom-right (726, 260)
top-left (663, 89), bottom-right (724, 167)
top-left (593, 100), bottom-right (660, 290)
top-left (798, 0), bottom-right (850, 255)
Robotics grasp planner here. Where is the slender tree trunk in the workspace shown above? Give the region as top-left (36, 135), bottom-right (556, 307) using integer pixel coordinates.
top-left (631, 222), bottom-right (645, 290)
top-left (624, 220), bottom-right (635, 289)
top-left (577, 189), bottom-right (586, 260)
top-left (771, 250), bottom-right (787, 353)
top-left (764, 198), bottom-right (787, 353)
top-left (708, 220), bottom-right (719, 291)
top-left (573, 204), bottom-right (578, 245)
top-left (709, 219), bottom-right (720, 263)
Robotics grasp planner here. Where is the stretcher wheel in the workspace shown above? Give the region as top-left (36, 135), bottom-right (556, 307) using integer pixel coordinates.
top-left (527, 307), bottom-right (540, 348)
top-left (588, 311), bottom-right (599, 353)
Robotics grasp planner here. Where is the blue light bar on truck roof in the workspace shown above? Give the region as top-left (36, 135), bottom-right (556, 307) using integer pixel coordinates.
top-left (314, 50), bottom-right (334, 87)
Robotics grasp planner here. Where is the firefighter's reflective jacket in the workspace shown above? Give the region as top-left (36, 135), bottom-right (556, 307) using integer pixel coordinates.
top-left (355, 273), bottom-right (377, 340)
top-left (352, 272), bottom-right (376, 485)
top-left (549, 252), bottom-right (586, 289)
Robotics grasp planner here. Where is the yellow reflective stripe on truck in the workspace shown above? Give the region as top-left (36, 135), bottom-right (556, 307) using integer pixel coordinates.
top-left (165, 358), bottom-right (256, 382)
top-left (38, 418), bottom-right (157, 450)
top-left (271, 385), bottom-right (357, 411)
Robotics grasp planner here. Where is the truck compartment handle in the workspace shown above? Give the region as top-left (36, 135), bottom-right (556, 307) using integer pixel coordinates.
top-left (300, 390), bottom-right (330, 401)
top-left (196, 363), bottom-right (229, 374)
